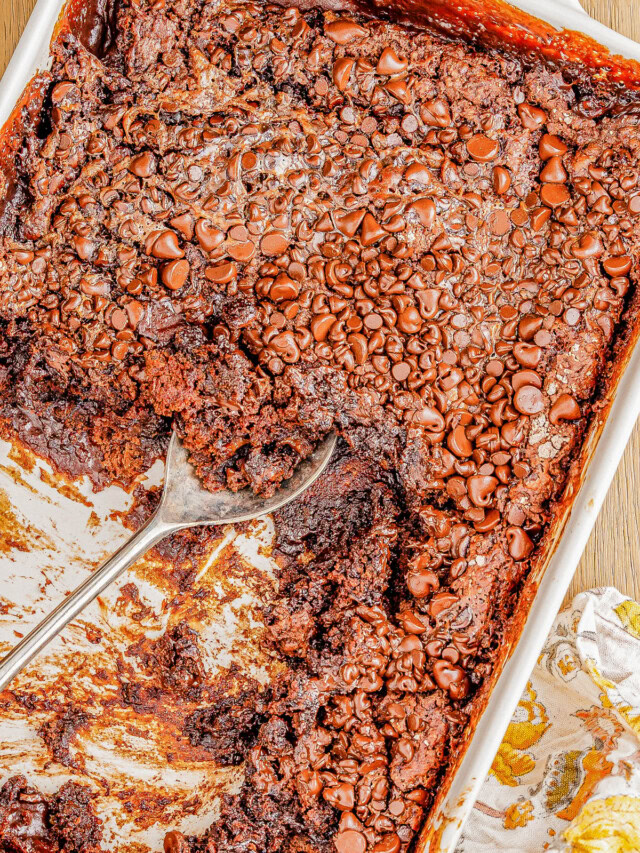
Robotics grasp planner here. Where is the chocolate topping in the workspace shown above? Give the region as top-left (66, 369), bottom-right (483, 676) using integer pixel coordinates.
top-left (0, 776), bottom-right (102, 853)
top-left (1, 0), bottom-right (640, 850)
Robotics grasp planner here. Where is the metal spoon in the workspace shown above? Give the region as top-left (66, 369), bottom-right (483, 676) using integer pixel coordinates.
top-left (0, 431), bottom-right (337, 691)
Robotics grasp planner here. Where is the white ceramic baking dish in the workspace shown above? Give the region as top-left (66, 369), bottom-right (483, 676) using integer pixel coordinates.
top-left (0, 1), bottom-right (639, 851)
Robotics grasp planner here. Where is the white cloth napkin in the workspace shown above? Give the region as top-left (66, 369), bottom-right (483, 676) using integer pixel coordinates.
top-left (457, 588), bottom-right (640, 853)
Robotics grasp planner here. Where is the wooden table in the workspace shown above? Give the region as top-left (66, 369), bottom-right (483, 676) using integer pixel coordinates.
top-left (1, 0), bottom-right (639, 603)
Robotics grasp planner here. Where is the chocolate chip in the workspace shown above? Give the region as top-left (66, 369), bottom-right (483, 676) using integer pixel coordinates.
top-left (512, 369), bottom-right (542, 391)
top-left (540, 156), bottom-right (567, 183)
top-left (467, 475), bottom-right (498, 507)
top-left (506, 526), bottom-right (534, 560)
top-left (364, 312), bottom-right (383, 330)
top-left (323, 783), bottom-right (355, 811)
top-left (125, 300), bottom-right (144, 328)
top-left (333, 58), bottom-right (355, 91)
top-left (447, 424), bottom-right (473, 457)
top-left (540, 184), bottom-right (570, 207)
top-left (261, 232), bottom-right (289, 256)
top-left (335, 830), bottom-right (367, 853)
top-left (628, 194), bottom-right (640, 213)
top-left (228, 225), bottom-right (248, 241)
top-left (269, 331), bottom-right (300, 363)
top-left (432, 660), bottom-right (469, 695)
top-left (334, 209), bottom-right (365, 238)
top-left (408, 197), bottom-right (436, 228)
top-left (111, 340), bottom-right (128, 360)
top-left (270, 274), bottom-right (300, 302)
top-left (466, 134), bottom-right (499, 162)
top-left (311, 313), bottom-right (337, 342)
top-left (603, 255), bottom-right (631, 276)
top-left (511, 207), bottom-right (529, 226)
top-left (325, 19), bottom-right (368, 44)
top-left (397, 306), bottom-right (422, 334)
top-left (196, 220), bottom-right (225, 252)
top-left (227, 240), bottom-right (256, 262)
top-left (539, 133), bottom-right (568, 160)
top-left (205, 261), bottom-right (237, 284)
top-left (391, 362), bottom-right (410, 381)
top-left (110, 308), bottom-right (128, 331)
top-left (162, 259), bottom-right (190, 291)
top-left (514, 385), bottom-right (544, 415)
top-left (533, 330), bottom-right (552, 347)
top-left (517, 102), bottom-right (547, 130)
top-left (360, 213), bottom-right (386, 246)
top-left (530, 206), bottom-right (552, 229)
top-left (371, 833), bottom-right (401, 853)
top-left (401, 114), bottom-right (419, 134)
top-left (170, 213), bottom-right (194, 240)
top-left (420, 97), bottom-right (451, 128)
top-left (518, 315), bottom-right (543, 341)
top-left (404, 162), bottom-right (432, 184)
top-left (376, 47), bottom-right (407, 75)
top-left (513, 343), bottom-right (542, 368)
top-left (129, 151), bottom-right (156, 177)
top-left (407, 565), bottom-right (439, 598)
top-left (164, 831), bottom-right (188, 853)
top-left (492, 166), bottom-right (511, 194)
top-left (488, 210), bottom-right (511, 235)
top-left (549, 393), bottom-right (581, 425)
top-left (572, 232), bottom-right (604, 259)
top-left (150, 230), bottom-right (184, 260)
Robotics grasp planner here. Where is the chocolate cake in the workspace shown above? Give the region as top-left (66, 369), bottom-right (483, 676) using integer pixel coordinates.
top-left (1, 0), bottom-right (640, 850)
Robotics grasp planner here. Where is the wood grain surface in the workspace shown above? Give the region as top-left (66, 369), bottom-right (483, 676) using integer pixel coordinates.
top-left (574, 7), bottom-right (640, 604)
top-left (0, 0), bottom-right (639, 603)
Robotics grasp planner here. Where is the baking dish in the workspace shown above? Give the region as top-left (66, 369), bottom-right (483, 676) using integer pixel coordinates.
top-left (0, 1), bottom-right (640, 851)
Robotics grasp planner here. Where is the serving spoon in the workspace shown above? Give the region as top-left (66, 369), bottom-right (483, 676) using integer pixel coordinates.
top-left (0, 430), bottom-right (337, 691)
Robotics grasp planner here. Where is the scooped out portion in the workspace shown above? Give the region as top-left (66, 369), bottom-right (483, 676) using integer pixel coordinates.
top-left (141, 329), bottom-right (339, 495)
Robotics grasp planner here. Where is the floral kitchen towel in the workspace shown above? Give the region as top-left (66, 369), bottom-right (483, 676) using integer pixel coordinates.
top-left (457, 587), bottom-right (640, 853)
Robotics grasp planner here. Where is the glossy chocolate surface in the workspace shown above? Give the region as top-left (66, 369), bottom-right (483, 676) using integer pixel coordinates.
top-left (0, 0), bottom-right (639, 850)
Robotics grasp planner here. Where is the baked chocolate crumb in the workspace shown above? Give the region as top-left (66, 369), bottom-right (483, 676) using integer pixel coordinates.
top-left (39, 705), bottom-right (90, 770)
top-left (1, 0), bottom-right (640, 850)
top-left (0, 776), bottom-right (102, 853)
top-left (129, 621), bottom-right (206, 695)
top-left (185, 687), bottom-right (269, 765)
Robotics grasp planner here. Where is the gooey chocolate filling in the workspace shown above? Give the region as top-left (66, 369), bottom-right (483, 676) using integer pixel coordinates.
top-left (1, 0), bottom-right (640, 851)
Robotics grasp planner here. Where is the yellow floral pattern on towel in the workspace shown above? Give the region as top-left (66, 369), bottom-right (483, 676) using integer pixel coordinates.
top-left (457, 588), bottom-right (640, 853)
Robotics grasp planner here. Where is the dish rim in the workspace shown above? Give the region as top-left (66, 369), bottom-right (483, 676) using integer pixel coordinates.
top-left (1, 1), bottom-right (640, 851)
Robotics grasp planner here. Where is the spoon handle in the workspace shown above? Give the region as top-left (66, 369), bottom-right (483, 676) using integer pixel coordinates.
top-left (0, 511), bottom-right (174, 692)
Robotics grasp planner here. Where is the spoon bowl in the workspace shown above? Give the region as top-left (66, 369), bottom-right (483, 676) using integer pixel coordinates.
top-left (161, 431), bottom-right (337, 527)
